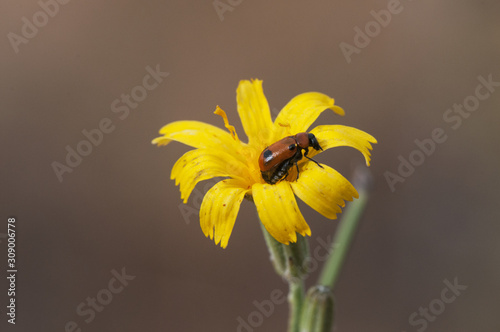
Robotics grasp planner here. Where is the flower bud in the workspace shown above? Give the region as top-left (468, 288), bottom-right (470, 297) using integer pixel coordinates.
top-left (300, 285), bottom-right (335, 332)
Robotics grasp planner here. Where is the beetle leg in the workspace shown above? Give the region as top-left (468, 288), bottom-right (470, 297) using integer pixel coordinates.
top-left (294, 161), bottom-right (300, 180)
top-left (304, 155), bottom-right (324, 169)
top-left (294, 149), bottom-right (305, 180)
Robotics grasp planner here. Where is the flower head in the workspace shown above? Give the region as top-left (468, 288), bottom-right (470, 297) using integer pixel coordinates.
top-left (152, 79), bottom-right (377, 248)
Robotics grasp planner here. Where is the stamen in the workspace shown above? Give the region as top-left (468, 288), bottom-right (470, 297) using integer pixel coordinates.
top-left (214, 106), bottom-right (239, 142)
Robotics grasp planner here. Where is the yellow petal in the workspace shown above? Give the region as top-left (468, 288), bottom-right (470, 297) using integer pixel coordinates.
top-left (172, 148), bottom-right (250, 203)
top-left (236, 79), bottom-right (274, 146)
top-left (310, 125), bottom-right (377, 166)
top-left (200, 179), bottom-right (249, 248)
top-left (252, 181), bottom-right (311, 245)
top-left (274, 92), bottom-right (345, 138)
top-left (290, 163), bottom-right (358, 219)
top-left (152, 120), bottom-right (241, 153)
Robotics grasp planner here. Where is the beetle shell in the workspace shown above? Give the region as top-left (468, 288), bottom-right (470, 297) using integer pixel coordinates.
top-left (258, 133), bottom-right (323, 185)
top-left (259, 136), bottom-right (298, 172)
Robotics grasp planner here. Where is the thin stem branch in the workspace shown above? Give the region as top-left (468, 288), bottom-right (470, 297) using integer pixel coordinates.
top-left (318, 167), bottom-right (372, 289)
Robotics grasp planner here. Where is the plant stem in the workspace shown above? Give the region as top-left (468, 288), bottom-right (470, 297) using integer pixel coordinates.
top-left (260, 221), bottom-right (309, 332)
top-left (287, 280), bottom-right (305, 332)
top-left (318, 185), bottom-right (369, 289)
top-left (282, 238), bottom-right (308, 332)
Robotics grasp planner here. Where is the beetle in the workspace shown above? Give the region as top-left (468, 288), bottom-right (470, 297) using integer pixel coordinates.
top-left (258, 132), bottom-right (324, 184)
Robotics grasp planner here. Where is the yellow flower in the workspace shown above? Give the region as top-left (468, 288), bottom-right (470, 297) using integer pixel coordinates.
top-left (152, 79), bottom-right (377, 248)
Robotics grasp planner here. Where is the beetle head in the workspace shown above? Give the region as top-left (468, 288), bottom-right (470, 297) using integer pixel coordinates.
top-left (308, 133), bottom-right (323, 151)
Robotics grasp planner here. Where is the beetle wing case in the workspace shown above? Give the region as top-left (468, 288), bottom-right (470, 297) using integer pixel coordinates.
top-left (258, 133), bottom-right (323, 184)
top-left (258, 136), bottom-right (297, 172)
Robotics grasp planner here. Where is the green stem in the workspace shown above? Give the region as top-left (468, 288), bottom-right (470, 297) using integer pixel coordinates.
top-left (287, 280), bottom-right (305, 332)
top-left (259, 221), bottom-right (309, 332)
top-left (282, 239), bottom-right (308, 332)
top-left (318, 187), bottom-right (369, 289)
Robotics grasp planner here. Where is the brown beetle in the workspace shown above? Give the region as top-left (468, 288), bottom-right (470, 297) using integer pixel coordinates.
top-left (258, 132), bottom-right (323, 184)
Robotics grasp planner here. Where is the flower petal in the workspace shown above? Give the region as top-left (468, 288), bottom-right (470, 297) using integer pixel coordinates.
top-left (290, 163), bottom-right (358, 219)
top-left (152, 120), bottom-right (241, 153)
top-left (172, 148), bottom-right (250, 203)
top-left (236, 79), bottom-right (274, 146)
top-left (274, 92), bottom-right (345, 138)
top-left (253, 181), bottom-right (311, 245)
top-left (200, 179), bottom-right (249, 248)
top-left (310, 125), bottom-right (377, 166)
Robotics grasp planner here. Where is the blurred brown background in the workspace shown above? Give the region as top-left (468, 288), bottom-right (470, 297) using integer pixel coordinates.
top-left (1, 0), bottom-right (499, 331)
